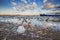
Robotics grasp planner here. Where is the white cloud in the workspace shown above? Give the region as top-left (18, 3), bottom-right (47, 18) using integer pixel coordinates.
top-left (10, 0), bottom-right (39, 15)
top-left (21, 0), bottom-right (27, 4)
top-left (33, 2), bottom-right (37, 9)
top-left (15, 2), bottom-right (37, 12)
top-left (43, 0), bottom-right (56, 8)
top-left (40, 8), bottom-right (60, 14)
top-left (47, 3), bottom-right (55, 8)
top-left (43, 0), bottom-right (47, 3)
top-left (43, 3), bottom-right (55, 8)
top-left (42, 0), bottom-right (60, 9)
top-left (11, 2), bottom-right (17, 6)
top-left (13, 7), bottom-right (17, 10)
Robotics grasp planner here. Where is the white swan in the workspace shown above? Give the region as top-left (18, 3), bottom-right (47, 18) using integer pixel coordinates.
top-left (17, 26), bottom-right (26, 34)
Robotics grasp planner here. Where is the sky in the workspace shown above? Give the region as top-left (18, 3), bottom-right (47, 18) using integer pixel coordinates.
top-left (0, 0), bottom-right (60, 15)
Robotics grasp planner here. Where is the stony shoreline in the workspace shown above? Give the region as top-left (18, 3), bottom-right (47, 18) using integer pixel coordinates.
top-left (0, 22), bottom-right (60, 40)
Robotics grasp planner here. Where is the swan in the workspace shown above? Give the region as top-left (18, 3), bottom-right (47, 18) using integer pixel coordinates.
top-left (17, 26), bottom-right (26, 34)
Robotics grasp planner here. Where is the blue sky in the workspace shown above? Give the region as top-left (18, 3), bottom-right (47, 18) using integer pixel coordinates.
top-left (0, 0), bottom-right (60, 15)
top-left (0, 0), bottom-right (43, 9)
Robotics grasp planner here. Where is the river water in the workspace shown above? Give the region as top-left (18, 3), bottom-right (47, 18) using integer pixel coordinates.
top-left (0, 16), bottom-right (60, 30)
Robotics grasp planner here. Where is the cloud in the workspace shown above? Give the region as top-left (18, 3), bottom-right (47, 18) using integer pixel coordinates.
top-left (55, 5), bottom-right (60, 8)
top-left (12, 1), bottom-right (37, 12)
top-left (40, 0), bottom-right (60, 14)
top-left (42, 0), bottom-right (55, 9)
top-left (44, 3), bottom-right (55, 8)
top-left (42, 0), bottom-right (60, 9)
top-left (21, 0), bottom-right (27, 4)
top-left (11, 2), bottom-right (17, 6)
top-left (33, 2), bottom-right (37, 9)
top-left (10, 0), bottom-right (38, 15)
top-left (42, 3), bottom-right (60, 9)
top-left (43, 0), bottom-right (47, 3)
top-left (13, 7), bottom-right (16, 10)
top-left (40, 8), bottom-right (60, 14)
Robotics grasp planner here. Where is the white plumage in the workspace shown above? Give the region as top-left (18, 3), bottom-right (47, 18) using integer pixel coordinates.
top-left (17, 26), bottom-right (26, 34)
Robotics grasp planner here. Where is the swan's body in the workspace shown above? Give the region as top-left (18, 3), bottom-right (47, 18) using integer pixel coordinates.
top-left (17, 26), bottom-right (26, 34)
